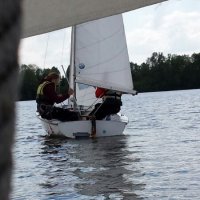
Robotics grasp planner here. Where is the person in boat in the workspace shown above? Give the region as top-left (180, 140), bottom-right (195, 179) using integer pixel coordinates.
top-left (90, 87), bottom-right (122, 120)
top-left (36, 72), bottom-right (79, 121)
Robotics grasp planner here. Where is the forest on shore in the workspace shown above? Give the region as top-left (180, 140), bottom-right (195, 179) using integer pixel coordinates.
top-left (18, 52), bottom-right (200, 101)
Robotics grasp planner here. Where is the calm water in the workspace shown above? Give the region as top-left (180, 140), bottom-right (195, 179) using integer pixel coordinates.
top-left (12, 90), bottom-right (200, 200)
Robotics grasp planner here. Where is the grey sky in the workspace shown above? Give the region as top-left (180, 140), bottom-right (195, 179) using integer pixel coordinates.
top-left (19, 0), bottom-right (200, 73)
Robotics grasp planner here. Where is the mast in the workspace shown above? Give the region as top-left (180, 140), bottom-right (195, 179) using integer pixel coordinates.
top-left (69, 26), bottom-right (76, 110)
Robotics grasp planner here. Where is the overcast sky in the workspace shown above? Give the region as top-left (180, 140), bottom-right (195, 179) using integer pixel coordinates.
top-left (19, 0), bottom-right (200, 73)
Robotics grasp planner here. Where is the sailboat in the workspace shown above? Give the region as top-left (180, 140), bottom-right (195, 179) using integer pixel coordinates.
top-left (36, 14), bottom-right (137, 138)
top-left (22, 0), bottom-right (167, 138)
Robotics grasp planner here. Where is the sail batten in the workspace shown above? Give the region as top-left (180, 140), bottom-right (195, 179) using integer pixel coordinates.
top-left (22, 0), bottom-right (167, 38)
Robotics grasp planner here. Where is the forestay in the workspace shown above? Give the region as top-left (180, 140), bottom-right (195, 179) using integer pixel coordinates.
top-left (75, 14), bottom-right (135, 95)
top-left (22, 0), bottom-right (167, 38)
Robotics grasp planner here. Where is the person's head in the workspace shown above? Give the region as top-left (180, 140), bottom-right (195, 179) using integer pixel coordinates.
top-left (44, 72), bottom-right (60, 85)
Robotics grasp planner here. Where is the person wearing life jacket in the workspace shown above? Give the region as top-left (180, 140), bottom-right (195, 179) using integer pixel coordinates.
top-left (90, 87), bottom-right (122, 120)
top-left (36, 72), bottom-right (79, 121)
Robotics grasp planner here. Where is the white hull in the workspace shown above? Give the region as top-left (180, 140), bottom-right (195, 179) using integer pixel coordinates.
top-left (36, 113), bottom-right (128, 138)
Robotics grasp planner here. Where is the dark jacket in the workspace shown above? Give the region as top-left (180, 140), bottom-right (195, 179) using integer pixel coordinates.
top-left (36, 81), bottom-right (69, 105)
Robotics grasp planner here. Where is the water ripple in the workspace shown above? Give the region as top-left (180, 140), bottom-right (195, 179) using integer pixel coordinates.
top-left (12, 90), bottom-right (200, 199)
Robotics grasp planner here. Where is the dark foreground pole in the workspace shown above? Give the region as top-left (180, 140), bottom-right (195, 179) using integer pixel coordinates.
top-left (0, 1), bottom-right (21, 199)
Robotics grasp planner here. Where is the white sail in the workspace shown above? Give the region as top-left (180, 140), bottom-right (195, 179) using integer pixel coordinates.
top-left (75, 84), bottom-right (99, 107)
top-left (75, 14), bottom-right (135, 95)
top-left (22, 0), bottom-right (167, 38)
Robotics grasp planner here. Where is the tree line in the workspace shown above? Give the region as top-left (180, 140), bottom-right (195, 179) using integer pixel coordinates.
top-left (18, 52), bottom-right (200, 100)
top-left (131, 52), bottom-right (200, 92)
top-left (18, 65), bottom-right (69, 101)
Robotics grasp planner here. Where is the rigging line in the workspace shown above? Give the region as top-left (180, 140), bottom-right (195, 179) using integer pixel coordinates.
top-left (89, 93), bottom-right (105, 114)
top-left (60, 29), bottom-right (66, 66)
top-left (43, 33), bottom-right (50, 68)
top-left (61, 65), bottom-right (79, 110)
top-left (81, 95), bottom-right (102, 112)
top-left (78, 88), bottom-right (104, 112)
top-left (76, 91), bottom-right (102, 112)
top-left (61, 65), bottom-right (70, 105)
top-left (84, 99), bottom-right (101, 112)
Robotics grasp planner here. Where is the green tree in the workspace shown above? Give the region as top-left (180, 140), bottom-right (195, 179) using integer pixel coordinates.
top-left (131, 52), bottom-right (200, 93)
top-left (18, 52), bottom-right (200, 100)
top-left (19, 64), bottom-right (38, 100)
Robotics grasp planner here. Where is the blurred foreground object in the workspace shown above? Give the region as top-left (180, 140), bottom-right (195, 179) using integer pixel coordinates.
top-left (0, 1), bottom-right (21, 199)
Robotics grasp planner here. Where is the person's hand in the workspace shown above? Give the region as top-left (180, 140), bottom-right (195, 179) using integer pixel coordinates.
top-left (68, 88), bottom-right (74, 95)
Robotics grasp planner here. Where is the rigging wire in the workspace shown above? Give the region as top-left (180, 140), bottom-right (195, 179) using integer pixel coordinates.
top-left (60, 29), bottom-right (66, 67)
top-left (43, 33), bottom-right (50, 68)
top-left (60, 29), bottom-right (68, 107)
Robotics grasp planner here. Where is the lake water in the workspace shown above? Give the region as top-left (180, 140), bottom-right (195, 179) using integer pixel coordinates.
top-left (12, 89), bottom-right (200, 200)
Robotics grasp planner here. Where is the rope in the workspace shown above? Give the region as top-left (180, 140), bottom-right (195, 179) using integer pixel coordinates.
top-left (61, 65), bottom-right (81, 115)
top-left (84, 96), bottom-right (102, 112)
top-left (86, 91), bottom-right (105, 115)
top-left (0, 1), bottom-right (21, 199)
top-left (60, 29), bottom-right (66, 66)
top-left (43, 33), bottom-right (50, 68)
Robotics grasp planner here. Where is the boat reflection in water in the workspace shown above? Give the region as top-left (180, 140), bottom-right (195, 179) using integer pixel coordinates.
top-left (40, 135), bottom-right (145, 199)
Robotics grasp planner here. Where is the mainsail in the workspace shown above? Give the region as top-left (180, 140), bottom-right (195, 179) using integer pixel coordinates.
top-left (73, 14), bottom-right (135, 108)
top-left (22, 0), bottom-right (167, 38)
top-left (75, 14), bottom-right (135, 95)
